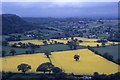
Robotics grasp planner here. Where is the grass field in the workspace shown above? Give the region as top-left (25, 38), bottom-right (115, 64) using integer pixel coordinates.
top-left (2, 46), bottom-right (29, 56)
top-left (1, 49), bottom-right (119, 75)
top-left (92, 45), bottom-right (120, 61)
top-left (2, 44), bottom-right (86, 56)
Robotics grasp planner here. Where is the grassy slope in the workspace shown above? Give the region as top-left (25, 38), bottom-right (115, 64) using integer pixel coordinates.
top-left (1, 49), bottom-right (119, 75)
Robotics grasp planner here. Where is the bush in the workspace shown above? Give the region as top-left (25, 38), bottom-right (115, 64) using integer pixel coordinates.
top-left (52, 67), bottom-right (62, 74)
top-left (54, 72), bottom-right (67, 79)
top-left (79, 40), bottom-right (83, 43)
top-left (103, 53), bottom-right (113, 61)
top-left (97, 39), bottom-right (108, 43)
top-left (116, 58), bottom-right (120, 65)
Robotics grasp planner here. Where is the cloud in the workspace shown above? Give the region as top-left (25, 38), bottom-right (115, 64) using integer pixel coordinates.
top-left (2, 0), bottom-right (120, 2)
top-left (2, 2), bottom-right (118, 18)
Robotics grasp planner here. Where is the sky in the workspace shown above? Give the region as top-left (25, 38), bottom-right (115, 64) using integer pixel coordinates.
top-left (1, 0), bottom-right (120, 2)
top-left (1, 1), bottom-right (119, 18)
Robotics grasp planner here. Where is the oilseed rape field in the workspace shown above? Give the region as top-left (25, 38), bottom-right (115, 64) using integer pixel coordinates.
top-left (1, 49), bottom-right (119, 75)
top-left (9, 37), bottom-right (119, 47)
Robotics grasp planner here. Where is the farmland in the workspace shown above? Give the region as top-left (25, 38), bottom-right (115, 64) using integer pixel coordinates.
top-left (1, 49), bottom-right (119, 75)
top-left (2, 44), bottom-right (86, 56)
top-left (92, 45), bottom-right (120, 62)
top-left (1, 14), bottom-right (120, 79)
top-left (9, 37), bottom-right (119, 47)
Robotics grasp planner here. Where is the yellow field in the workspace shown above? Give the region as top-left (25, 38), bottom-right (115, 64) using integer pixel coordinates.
top-left (1, 49), bottom-right (119, 75)
top-left (9, 37), bottom-right (119, 47)
top-left (9, 39), bottom-right (44, 46)
top-left (51, 38), bottom-right (118, 47)
top-left (2, 54), bottom-right (49, 73)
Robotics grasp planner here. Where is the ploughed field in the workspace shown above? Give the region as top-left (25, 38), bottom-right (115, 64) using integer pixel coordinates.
top-left (1, 49), bottom-right (119, 75)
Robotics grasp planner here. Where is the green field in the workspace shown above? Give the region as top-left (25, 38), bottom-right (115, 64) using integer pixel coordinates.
top-left (92, 45), bottom-right (119, 61)
top-left (2, 44), bottom-right (87, 56)
top-left (2, 46), bottom-right (29, 56)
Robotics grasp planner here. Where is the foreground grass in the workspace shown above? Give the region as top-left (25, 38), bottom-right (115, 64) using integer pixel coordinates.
top-left (1, 49), bottom-right (119, 75)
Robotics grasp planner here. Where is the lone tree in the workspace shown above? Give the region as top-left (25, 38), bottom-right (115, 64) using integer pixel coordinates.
top-left (44, 50), bottom-right (51, 58)
top-left (44, 50), bottom-right (52, 63)
top-left (10, 49), bottom-right (16, 56)
top-left (36, 62), bottom-right (54, 74)
top-left (74, 55), bottom-right (80, 61)
top-left (17, 63), bottom-right (31, 74)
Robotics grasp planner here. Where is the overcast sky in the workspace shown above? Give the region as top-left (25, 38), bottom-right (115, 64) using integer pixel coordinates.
top-left (2, 2), bottom-right (118, 18)
top-left (2, 0), bottom-right (120, 2)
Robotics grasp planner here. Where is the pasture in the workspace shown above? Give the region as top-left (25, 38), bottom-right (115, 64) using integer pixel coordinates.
top-left (92, 45), bottom-right (120, 61)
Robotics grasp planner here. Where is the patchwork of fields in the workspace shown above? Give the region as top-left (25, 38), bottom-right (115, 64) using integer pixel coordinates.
top-left (1, 49), bottom-right (119, 75)
top-left (9, 37), bottom-right (119, 47)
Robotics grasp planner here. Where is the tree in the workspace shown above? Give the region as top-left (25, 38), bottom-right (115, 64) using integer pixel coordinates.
top-left (2, 50), bottom-right (6, 57)
top-left (17, 64), bottom-right (31, 73)
top-left (51, 40), bottom-right (54, 44)
top-left (25, 50), bottom-right (29, 54)
top-left (117, 58), bottom-right (120, 65)
top-left (103, 52), bottom-right (113, 61)
top-left (52, 67), bottom-right (62, 74)
top-left (2, 41), bottom-right (8, 46)
top-left (73, 40), bottom-right (77, 50)
top-left (44, 50), bottom-right (51, 58)
top-left (67, 40), bottom-right (78, 50)
top-left (74, 55), bottom-right (80, 61)
top-left (54, 41), bottom-right (58, 44)
top-left (97, 44), bottom-right (99, 47)
top-left (10, 49), bottom-right (16, 56)
top-left (30, 47), bottom-right (35, 54)
top-left (36, 62), bottom-right (54, 74)
top-left (79, 40), bottom-right (83, 43)
top-left (102, 42), bottom-right (106, 46)
top-left (44, 50), bottom-right (52, 63)
top-left (97, 39), bottom-right (107, 46)
top-left (92, 72), bottom-right (101, 80)
top-left (18, 42), bottom-right (23, 45)
top-left (67, 41), bottom-right (73, 49)
top-left (107, 55), bottom-right (113, 61)
top-left (43, 41), bottom-right (48, 45)
top-left (17, 35), bottom-right (21, 40)
top-left (11, 43), bottom-right (17, 47)
top-left (71, 37), bottom-right (74, 40)
top-left (103, 52), bottom-right (109, 60)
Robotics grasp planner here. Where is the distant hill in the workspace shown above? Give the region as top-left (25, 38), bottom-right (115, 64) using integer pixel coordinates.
top-left (2, 14), bottom-right (38, 35)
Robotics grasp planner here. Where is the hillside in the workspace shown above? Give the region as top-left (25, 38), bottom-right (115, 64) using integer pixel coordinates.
top-left (2, 14), bottom-right (38, 35)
